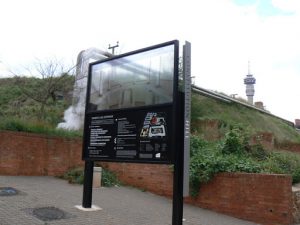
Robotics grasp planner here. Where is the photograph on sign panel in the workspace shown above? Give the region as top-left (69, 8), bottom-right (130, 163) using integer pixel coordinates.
top-left (140, 112), bottom-right (167, 139)
top-left (88, 45), bottom-right (175, 111)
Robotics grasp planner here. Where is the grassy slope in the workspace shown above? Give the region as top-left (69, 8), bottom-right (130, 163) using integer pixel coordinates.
top-left (191, 93), bottom-right (300, 143)
top-left (1, 77), bottom-right (299, 142)
top-left (0, 76), bottom-right (78, 137)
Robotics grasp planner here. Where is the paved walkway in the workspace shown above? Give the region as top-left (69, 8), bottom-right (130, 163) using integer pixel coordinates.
top-left (0, 176), bottom-right (259, 225)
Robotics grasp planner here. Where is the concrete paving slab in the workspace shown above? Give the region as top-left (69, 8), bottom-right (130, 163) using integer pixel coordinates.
top-left (0, 176), bottom-right (259, 225)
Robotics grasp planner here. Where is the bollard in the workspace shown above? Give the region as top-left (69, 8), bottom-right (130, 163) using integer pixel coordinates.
top-left (93, 167), bottom-right (102, 188)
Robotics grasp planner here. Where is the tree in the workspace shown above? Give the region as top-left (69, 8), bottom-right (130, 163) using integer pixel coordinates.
top-left (13, 58), bottom-right (75, 120)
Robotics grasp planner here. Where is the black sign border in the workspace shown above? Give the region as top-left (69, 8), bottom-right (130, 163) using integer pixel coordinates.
top-left (82, 40), bottom-right (179, 164)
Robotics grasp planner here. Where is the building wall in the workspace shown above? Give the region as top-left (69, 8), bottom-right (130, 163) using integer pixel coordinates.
top-left (0, 131), bottom-right (83, 176)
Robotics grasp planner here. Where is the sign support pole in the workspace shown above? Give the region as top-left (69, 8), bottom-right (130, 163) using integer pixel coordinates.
top-left (172, 41), bottom-right (191, 225)
top-left (172, 91), bottom-right (184, 225)
top-left (183, 41), bottom-right (191, 197)
top-left (82, 160), bottom-right (94, 208)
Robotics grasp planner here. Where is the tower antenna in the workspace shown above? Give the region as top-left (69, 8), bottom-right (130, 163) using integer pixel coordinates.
top-left (108, 41), bottom-right (119, 55)
top-left (244, 61), bottom-right (256, 104)
top-left (248, 60), bottom-right (251, 75)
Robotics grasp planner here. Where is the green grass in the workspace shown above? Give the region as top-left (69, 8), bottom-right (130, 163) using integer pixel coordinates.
top-left (0, 76), bottom-right (74, 126)
top-left (0, 117), bottom-right (82, 138)
top-left (0, 77), bottom-right (299, 144)
top-left (0, 76), bottom-right (78, 138)
top-left (191, 94), bottom-right (300, 143)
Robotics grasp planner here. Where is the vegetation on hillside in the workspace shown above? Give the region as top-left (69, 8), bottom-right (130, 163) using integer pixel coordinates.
top-left (0, 59), bottom-right (76, 129)
top-left (0, 117), bottom-right (81, 138)
top-left (0, 74), bottom-right (77, 137)
top-left (1, 73), bottom-right (299, 143)
top-left (2, 74), bottom-right (300, 194)
top-left (0, 75), bottom-right (74, 122)
top-left (191, 94), bottom-right (300, 143)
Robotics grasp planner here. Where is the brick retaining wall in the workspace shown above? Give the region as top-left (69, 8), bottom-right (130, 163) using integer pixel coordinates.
top-left (276, 142), bottom-right (300, 154)
top-left (100, 162), bottom-right (174, 197)
top-left (186, 173), bottom-right (292, 225)
top-left (0, 131), bottom-right (83, 176)
top-left (102, 162), bottom-right (293, 225)
top-left (0, 131), bottom-right (295, 224)
top-left (192, 119), bottom-right (221, 141)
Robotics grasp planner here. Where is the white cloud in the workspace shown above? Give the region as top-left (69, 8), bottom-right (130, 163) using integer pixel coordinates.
top-left (272, 0), bottom-right (300, 13)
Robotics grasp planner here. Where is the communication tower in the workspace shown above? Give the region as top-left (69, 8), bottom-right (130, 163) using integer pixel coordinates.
top-left (244, 61), bottom-right (256, 104)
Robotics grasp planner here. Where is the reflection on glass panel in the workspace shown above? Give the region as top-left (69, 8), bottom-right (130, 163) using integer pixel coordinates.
top-left (88, 44), bottom-right (174, 111)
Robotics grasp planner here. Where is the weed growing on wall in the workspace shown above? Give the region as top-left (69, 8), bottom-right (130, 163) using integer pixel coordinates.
top-left (60, 167), bottom-right (84, 184)
top-left (101, 169), bottom-right (121, 187)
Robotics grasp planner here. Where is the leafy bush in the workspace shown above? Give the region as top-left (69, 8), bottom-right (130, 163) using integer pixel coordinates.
top-left (190, 135), bottom-right (208, 157)
top-left (247, 144), bottom-right (269, 161)
top-left (220, 125), bottom-right (250, 155)
top-left (189, 134), bottom-right (262, 196)
top-left (221, 127), bottom-right (243, 155)
top-left (190, 126), bottom-right (300, 196)
top-left (292, 167), bottom-right (300, 184)
top-left (61, 167), bottom-right (84, 184)
top-left (101, 169), bottom-right (121, 187)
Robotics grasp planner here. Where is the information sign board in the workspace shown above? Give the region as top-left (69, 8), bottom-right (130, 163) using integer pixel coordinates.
top-left (82, 41), bottom-right (179, 163)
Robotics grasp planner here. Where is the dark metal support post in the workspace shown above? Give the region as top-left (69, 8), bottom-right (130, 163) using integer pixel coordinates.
top-left (172, 92), bottom-right (184, 225)
top-left (82, 160), bottom-right (94, 208)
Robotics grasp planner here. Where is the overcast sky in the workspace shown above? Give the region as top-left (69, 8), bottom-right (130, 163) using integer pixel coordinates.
top-left (0, 0), bottom-right (299, 122)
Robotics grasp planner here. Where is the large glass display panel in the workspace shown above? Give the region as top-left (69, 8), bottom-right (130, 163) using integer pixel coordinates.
top-left (88, 44), bottom-right (175, 111)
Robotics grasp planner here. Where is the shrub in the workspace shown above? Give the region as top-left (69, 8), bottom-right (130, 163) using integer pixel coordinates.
top-left (101, 169), bottom-right (121, 187)
top-left (60, 167), bottom-right (121, 187)
top-left (189, 124), bottom-right (300, 196)
top-left (248, 144), bottom-right (270, 161)
top-left (220, 126), bottom-right (250, 155)
top-left (189, 134), bottom-right (262, 196)
top-left (61, 167), bottom-right (84, 184)
top-left (293, 167), bottom-right (300, 184)
top-left (190, 135), bottom-right (208, 157)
